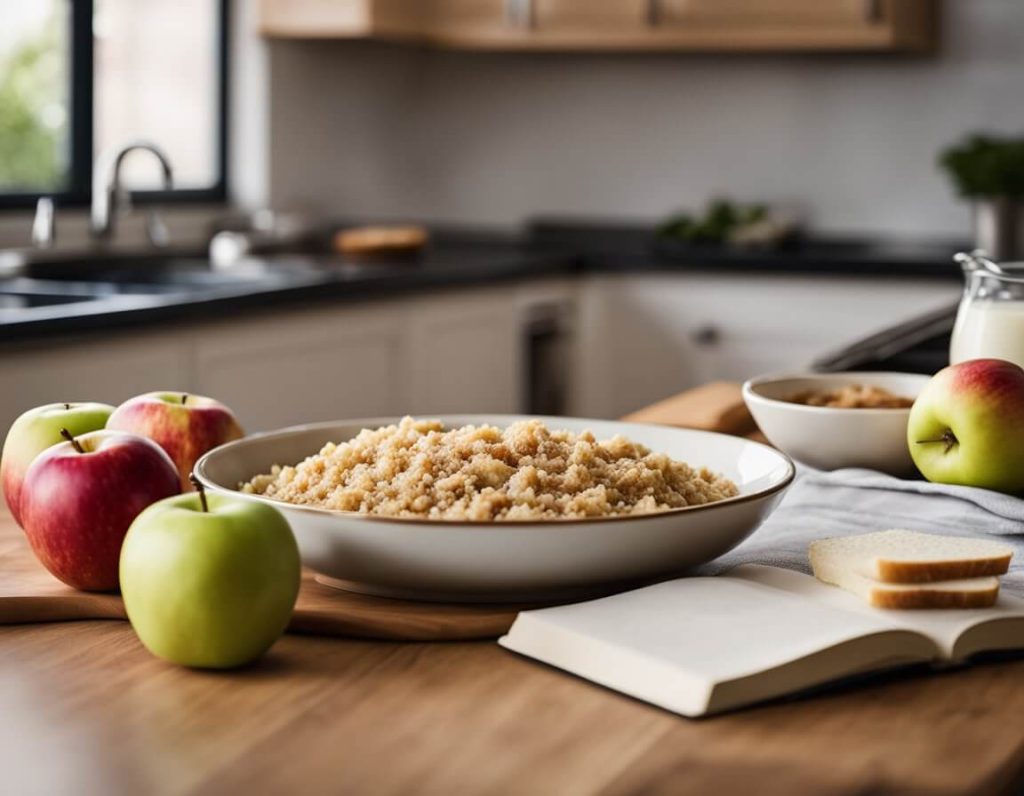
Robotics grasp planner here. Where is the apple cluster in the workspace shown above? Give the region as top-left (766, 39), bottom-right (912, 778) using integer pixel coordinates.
top-left (1, 392), bottom-right (301, 669)
top-left (908, 359), bottom-right (1024, 492)
top-left (1, 392), bottom-right (244, 588)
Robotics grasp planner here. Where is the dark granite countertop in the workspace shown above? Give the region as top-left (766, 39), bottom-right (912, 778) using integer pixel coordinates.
top-left (0, 221), bottom-right (968, 346)
top-left (530, 219), bottom-right (968, 277)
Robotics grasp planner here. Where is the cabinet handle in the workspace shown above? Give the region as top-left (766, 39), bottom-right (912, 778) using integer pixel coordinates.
top-left (505, 0), bottom-right (535, 29)
top-left (864, 0), bottom-right (884, 22)
top-left (691, 325), bottom-right (721, 347)
top-left (647, 0), bottom-right (661, 26)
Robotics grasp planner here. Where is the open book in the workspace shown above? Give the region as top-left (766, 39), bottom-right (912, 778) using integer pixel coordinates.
top-left (499, 565), bottom-right (1024, 717)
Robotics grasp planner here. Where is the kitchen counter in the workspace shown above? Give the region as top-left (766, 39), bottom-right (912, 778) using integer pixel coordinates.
top-left (530, 219), bottom-right (969, 277)
top-left (0, 223), bottom-right (966, 347)
top-left (3, 385), bottom-right (1024, 795)
top-left (0, 235), bottom-right (573, 346)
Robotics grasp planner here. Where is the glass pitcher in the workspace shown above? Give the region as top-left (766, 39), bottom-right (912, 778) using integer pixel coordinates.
top-left (950, 251), bottom-right (1024, 368)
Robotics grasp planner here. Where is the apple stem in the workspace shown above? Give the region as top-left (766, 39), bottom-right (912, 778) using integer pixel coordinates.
top-left (63, 402), bottom-right (70, 410)
top-left (59, 428), bottom-right (85, 454)
top-left (915, 429), bottom-right (958, 455)
top-left (182, 393), bottom-right (189, 405)
top-left (189, 473), bottom-right (209, 512)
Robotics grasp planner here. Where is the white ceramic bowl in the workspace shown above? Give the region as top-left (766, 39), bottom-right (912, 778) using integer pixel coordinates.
top-left (742, 372), bottom-right (931, 475)
top-left (194, 415), bottom-right (794, 602)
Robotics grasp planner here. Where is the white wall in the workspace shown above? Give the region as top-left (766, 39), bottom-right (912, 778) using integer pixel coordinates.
top-left (265, 0), bottom-right (1023, 238)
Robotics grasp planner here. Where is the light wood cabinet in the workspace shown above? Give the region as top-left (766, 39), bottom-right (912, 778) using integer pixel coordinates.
top-left (257, 0), bottom-right (424, 40)
top-left (650, 0), bottom-right (934, 51)
top-left (422, 0), bottom-right (650, 47)
top-left (260, 0), bottom-right (937, 53)
top-left (656, 0), bottom-right (871, 27)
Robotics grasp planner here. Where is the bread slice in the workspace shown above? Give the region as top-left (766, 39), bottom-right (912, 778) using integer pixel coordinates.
top-left (809, 530), bottom-right (1012, 584)
top-left (333, 225), bottom-right (428, 256)
top-left (810, 554), bottom-right (1000, 608)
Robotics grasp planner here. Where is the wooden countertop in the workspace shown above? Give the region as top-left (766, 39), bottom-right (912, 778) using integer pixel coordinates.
top-left (4, 388), bottom-right (1024, 795)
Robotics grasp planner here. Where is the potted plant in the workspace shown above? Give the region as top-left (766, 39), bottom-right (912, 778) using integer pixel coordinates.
top-left (939, 134), bottom-right (1024, 259)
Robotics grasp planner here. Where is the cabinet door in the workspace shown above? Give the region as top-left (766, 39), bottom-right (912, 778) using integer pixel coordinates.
top-left (654, 0), bottom-right (873, 27)
top-left (531, 1), bottom-right (645, 32)
top-left (194, 303), bottom-right (407, 432)
top-left (427, 0), bottom-right (645, 43)
top-left (426, 0), bottom-right (506, 41)
top-left (406, 288), bottom-right (522, 414)
top-left (0, 332), bottom-right (193, 433)
top-left (583, 274), bottom-right (959, 419)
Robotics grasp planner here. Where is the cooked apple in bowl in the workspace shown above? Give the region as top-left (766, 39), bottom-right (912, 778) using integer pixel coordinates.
top-left (785, 384), bottom-right (915, 409)
top-left (241, 417), bottom-right (739, 521)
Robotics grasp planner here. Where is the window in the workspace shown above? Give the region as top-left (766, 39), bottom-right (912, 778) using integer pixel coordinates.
top-left (0, 1), bottom-right (74, 196)
top-left (0, 0), bottom-right (227, 208)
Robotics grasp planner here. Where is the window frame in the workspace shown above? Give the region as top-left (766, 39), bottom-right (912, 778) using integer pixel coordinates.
top-left (0, 0), bottom-right (230, 210)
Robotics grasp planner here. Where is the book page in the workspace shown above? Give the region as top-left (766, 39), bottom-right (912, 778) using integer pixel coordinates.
top-left (732, 565), bottom-right (1024, 660)
top-left (500, 575), bottom-right (934, 717)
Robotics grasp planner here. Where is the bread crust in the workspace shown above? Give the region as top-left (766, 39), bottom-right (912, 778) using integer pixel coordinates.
top-left (334, 226), bottom-right (428, 255)
top-left (874, 555), bottom-right (1012, 584)
top-left (868, 583), bottom-right (1000, 609)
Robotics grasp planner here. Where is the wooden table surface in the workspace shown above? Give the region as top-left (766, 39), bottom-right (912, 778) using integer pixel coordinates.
top-left (5, 398), bottom-right (1024, 794)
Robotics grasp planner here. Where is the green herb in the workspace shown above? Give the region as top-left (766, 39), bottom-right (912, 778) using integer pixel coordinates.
top-left (939, 134), bottom-right (1024, 199)
top-left (656, 199), bottom-right (769, 244)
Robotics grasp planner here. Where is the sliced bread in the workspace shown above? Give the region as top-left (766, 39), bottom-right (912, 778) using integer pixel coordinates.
top-left (809, 529), bottom-right (1012, 584)
top-left (810, 552), bottom-right (1000, 608)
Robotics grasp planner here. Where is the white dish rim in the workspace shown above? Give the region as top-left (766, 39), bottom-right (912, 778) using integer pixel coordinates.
top-left (194, 415), bottom-right (796, 528)
top-left (743, 371), bottom-right (930, 415)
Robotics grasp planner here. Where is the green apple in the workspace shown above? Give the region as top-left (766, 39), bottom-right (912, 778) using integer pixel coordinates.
top-left (120, 482), bottom-right (300, 668)
top-left (1, 402), bottom-right (115, 525)
top-left (907, 358), bottom-right (1024, 492)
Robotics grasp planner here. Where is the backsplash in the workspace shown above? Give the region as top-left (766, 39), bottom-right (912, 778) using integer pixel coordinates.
top-left (265, 0), bottom-right (1020, 238)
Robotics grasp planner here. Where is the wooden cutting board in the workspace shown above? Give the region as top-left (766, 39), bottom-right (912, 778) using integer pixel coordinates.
top-left (0, 385), bottom-right (755, 642)
top-left (0, 537), bottom-right (526, 641)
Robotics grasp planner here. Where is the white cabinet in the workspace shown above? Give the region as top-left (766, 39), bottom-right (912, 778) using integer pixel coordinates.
top-left (574, 273), bottom-right (960, 418)
top-left (194, 301), bottom-right (408, 431)
top-left (0, 273), bottom-right (960, 434)
top-left (194, 286), bottom-right (538, 431)
top-left (0, 331), bottom-right (193, 432)
top-left (405, 288), bottom-right (522, 414)
top-left (0, 284), bottom-right (567, 435)
top-left (404, 279), bottom-right (577, 416)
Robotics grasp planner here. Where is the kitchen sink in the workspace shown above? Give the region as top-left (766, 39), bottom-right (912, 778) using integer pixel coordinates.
top-left (0, 251), bottom-right (329, 301)
top-left (0, 290), bottom-right (101, 310)
top-left (20, 256), bottom-right (273, 290)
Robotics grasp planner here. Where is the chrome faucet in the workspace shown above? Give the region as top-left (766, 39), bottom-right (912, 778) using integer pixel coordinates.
top-left (90, 141), bottom-right (174, 245)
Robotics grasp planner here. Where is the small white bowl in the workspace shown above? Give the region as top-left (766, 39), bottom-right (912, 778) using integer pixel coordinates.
top-left (742, 372), bottom-right (931, 475)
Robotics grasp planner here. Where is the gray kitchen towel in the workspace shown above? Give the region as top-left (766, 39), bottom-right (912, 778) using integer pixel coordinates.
top-left (701, 468), bottom-right (1024, 594)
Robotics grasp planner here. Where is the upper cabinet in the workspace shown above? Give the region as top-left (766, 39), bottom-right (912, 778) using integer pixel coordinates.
top-left (259, 0), bottom-right (937, 53)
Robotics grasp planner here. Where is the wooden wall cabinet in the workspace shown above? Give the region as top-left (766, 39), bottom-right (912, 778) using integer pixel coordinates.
top-left (259, 0), bottom-right (937, 53)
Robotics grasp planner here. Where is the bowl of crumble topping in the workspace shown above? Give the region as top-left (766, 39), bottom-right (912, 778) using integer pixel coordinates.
top-left (743, 372), bottom-right (930, 475)
top-left (194, 415), bottom-right (794, 602)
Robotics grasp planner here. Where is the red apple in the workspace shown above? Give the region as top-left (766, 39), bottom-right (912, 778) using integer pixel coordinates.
top-left (107, 392), bottom-right (244, 491)
top-left (20, 429), bottom-right (180, 591)
top-left (1, 402), bottom-right (114, 526)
